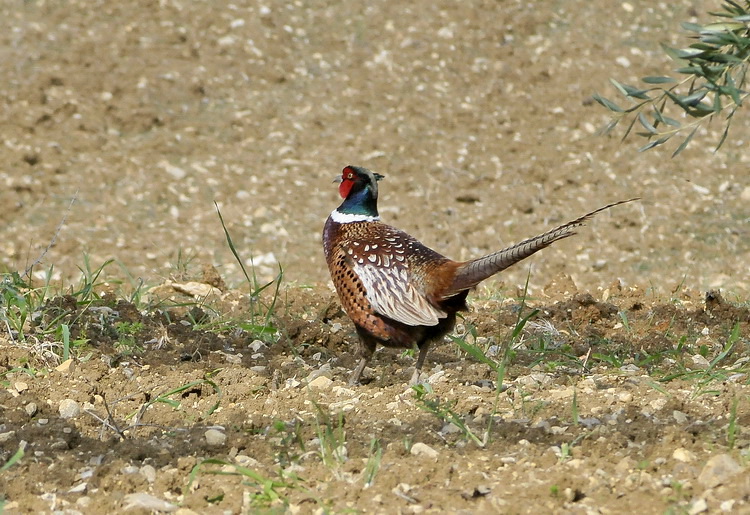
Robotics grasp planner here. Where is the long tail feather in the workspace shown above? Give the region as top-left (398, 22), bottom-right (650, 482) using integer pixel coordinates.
top-left (444, 198), bottom-right (639, 296)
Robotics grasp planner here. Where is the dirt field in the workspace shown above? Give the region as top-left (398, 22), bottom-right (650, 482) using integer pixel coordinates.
top-left (1, 0), bottom-right (749, 513)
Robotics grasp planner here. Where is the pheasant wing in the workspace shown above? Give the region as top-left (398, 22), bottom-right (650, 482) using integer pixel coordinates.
top-left (353, 261), bottom-right (446, 327)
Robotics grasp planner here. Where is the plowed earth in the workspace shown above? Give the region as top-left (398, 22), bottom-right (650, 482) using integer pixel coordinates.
top-left (1, 0), bottom-right (749, 513)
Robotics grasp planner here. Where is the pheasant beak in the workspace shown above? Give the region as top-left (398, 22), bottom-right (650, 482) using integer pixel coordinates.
top-left (332, 176), bottom-right (343, 184)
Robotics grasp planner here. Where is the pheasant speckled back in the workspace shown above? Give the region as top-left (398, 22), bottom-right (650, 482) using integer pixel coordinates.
top-left (323, 165), bottom-right (637, 385)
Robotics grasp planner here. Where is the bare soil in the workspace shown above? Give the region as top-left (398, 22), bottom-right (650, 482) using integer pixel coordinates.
top-left (1, 0), bottom-right (749, 513)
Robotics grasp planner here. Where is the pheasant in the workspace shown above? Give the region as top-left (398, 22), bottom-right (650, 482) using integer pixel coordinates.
top-left (323, 165), bottom-right (637, 385)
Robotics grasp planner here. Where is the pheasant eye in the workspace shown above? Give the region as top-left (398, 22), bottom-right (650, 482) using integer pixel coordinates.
top-left (346, 172), bottom-right (354, 179)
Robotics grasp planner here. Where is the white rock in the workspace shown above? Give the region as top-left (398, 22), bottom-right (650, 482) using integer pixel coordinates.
top-left (59, 399), bottom-right (80, 419)
top-left (410, 442), bottom-right (439, 459)
top-left (204, 429), bottom-right (227, 446)
top-left (688, 498), bottom-right (708, 515)
top-left (14, 381), bottom-right (28, 392)
top-left (172, 281), bottom-right (221, 298)
top-left (691, 354), bottom-right (711, 369)
top-left (249, 340), bottom-right (266, 352)
top-left (140, 465), bottom-right (156, 483)
top-left (234, 455), bottom-right (261, 468)
top-left (618, 392), bottom-right (633, 403)
top-left (697, 454), bottom-right (742, 488)
top-left (158, 160), bottom-right (186, 180)
top-left (672, 448), bottom-right (697, 463)
top-left (308, 376), bottom-right (333, 389)
top-left (673, 410), bottom-right (688, 424)
top-left (122, 492), bottom-right (178, 512)
top-left (68, 482), bottom-right (87, 494)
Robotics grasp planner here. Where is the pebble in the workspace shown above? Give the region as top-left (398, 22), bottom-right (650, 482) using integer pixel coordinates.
top-left (249, 340), bottom-right (266, 352)
top-left (410, 442), bottom-right (439, 459)
top-left (14, 381), bottom-right (28, 392)
top-left (308, 375), bottom-right (333, 389)
top-left (619, 364), bottom-right (640, 375)
top-left (618, 392), bottom-right (633, 403)
top-left (697, 454), bottom-right (742, 488)
top-left (122, 492), bottom-right (178, 512)
top-left (25, 403), bottom-right (38, 417)
top-left (691, 354), bottom-right (711, 369)
top-left (205, 428), bottom-right (227, 446)
top-left (688, 498), bottom-right (708, 515)
top-left (673, 410), bottom-right (688, 424)
top-left (515, 373), bottom-right (553, 387)
top-left (140, 465), bottom-right (156, 483)
top-left (234, 455), bottom-right (261, 468)
top-left (59, 399), bottom-right (81, 419)
top-left (672, 448), bottom-right (697, 463)
top-left (68, 482), bottom-right (87, 494)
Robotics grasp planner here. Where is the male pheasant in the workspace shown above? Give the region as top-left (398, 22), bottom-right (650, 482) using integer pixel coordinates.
top-left (323, 165), bottom-right (637, 385)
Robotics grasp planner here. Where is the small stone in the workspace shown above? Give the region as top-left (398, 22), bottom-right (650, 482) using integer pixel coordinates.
top-left (672, 448), bottom-right (697, 463)
top-left (55, 359), bottom-right (75, 373)
top-left (14, 381), bottom-right (28, 392)
top-left (249, 340), bottom-right (266, 352)
top-left (140, 465), bottom-right (156, 483)
top-left (68, 483), bottom-right (87, 494)
top-left (329, 322), bottom-right (342, 334)
top-left (172, 281), bottom-right (221, 299)
top-left (122, 492), bottom-right (178, 512)
top-left (441, 423), bottom-right (461, 434)
top-left (0, 431), bottom-right (15, 443)
top-left (308, 376), bottom-right (333, 389)
top-left (205, 428), bottom-right (227, 447)
top-left (25, 403), bottom-right (38, 417)
top-left (59, 399), bottom-right (80, 419)
top-left (688, 498), bottom-right (708, 515)
top-left (740, 185), bottom-right (750, 202)
top-left (673, 410), bottom-right (688, 424)
top-left (234, 455), bottom-right (261, 468)
top-left (410, 442), bottom-right (439, 459)
top-left (691, 354), bottom-right (711, 369)
top-left (618, 392), bottom-right (633, 403)
top-left (159, 160), bottom-right (186, 180)
top-left (697, 454), bottom-right (742, 488)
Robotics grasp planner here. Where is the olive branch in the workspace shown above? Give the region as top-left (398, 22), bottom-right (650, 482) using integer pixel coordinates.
top-left (595, 1), bottom-right (750, 155)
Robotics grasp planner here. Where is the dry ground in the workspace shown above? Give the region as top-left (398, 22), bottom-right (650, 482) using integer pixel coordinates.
top-left (1, 0), bottom-right (749, 513)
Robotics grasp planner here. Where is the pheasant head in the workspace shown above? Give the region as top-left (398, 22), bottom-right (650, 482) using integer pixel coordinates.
top-left (333, 166), bottom-right (384, 222)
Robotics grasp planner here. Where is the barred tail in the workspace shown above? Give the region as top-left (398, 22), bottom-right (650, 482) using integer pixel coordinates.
top-left (444, 198), bottom-right (639, 296)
